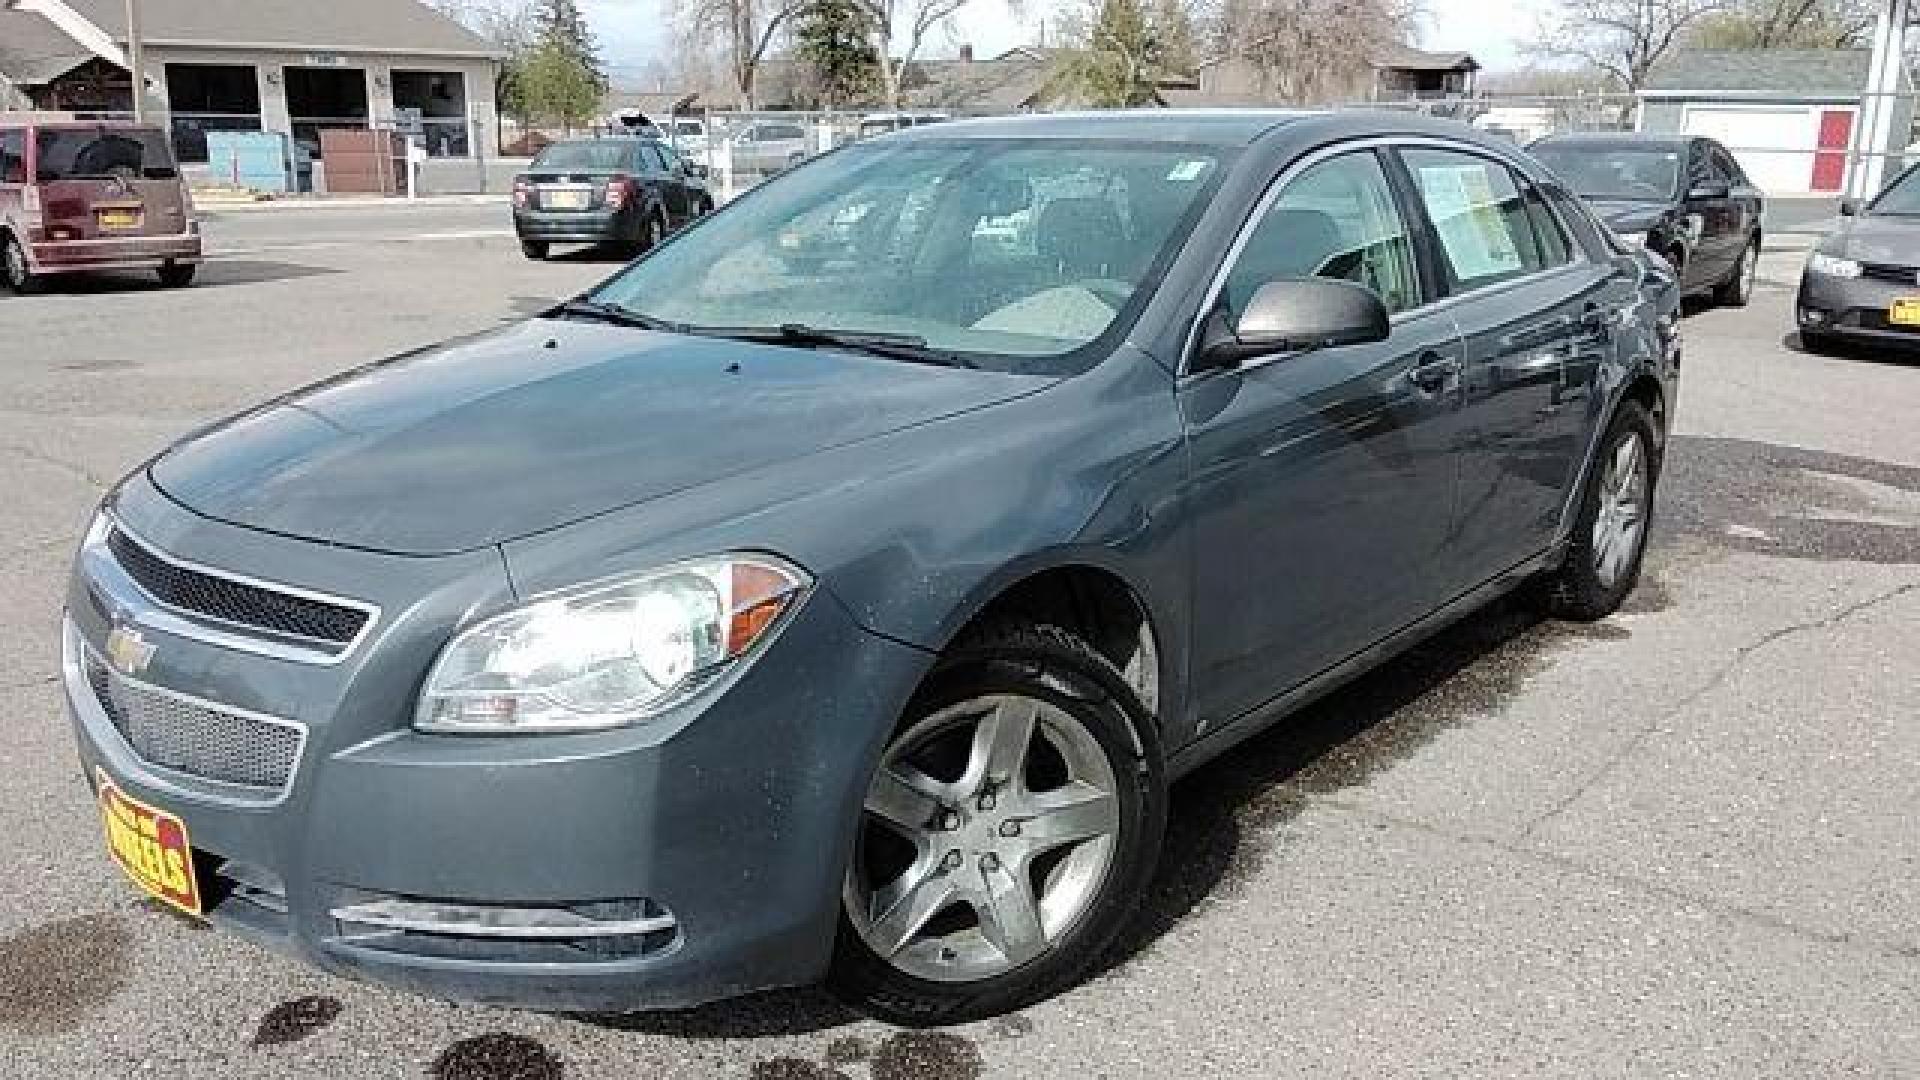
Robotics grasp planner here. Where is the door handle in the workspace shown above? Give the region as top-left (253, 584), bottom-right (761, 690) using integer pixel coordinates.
top-left (1407, 355), bottom-right (1461, 394)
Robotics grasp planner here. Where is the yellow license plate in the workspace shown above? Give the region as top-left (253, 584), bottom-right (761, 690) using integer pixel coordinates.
top-left (98, 770), bottom-right (201, 916)
top-left (1890, 298), bottom-right (1920, 327)
top-left (544, 190), bottom-right (589, 210)
top-left (97, 209), bottom-right (142, 230)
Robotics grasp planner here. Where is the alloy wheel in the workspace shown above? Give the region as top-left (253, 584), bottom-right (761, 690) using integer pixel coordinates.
top-left (1591, 429), bottom-right (1650, 590)
top-left (846, 694), bottom-right (1121, 984)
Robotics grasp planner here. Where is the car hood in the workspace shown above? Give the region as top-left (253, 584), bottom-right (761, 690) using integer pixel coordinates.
top-left (1587, 198), bottom-right (1671, 233)
top-left (149, 319), bottom-right (1051, 556)
top-left (1824, 213), bottom-right (1920, 262)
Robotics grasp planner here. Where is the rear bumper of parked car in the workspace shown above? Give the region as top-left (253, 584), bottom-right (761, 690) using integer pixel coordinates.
top-left (1797, 269), bottom-right (1920, 347)
top-left (64, 477), bottom-right (930, 1012)
top-left (31, 232), bottom-right (202, 274)
top-left (514, 208), bottom-right (626, 243)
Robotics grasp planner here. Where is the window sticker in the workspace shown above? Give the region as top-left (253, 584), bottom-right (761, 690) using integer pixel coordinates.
top-left (1167, 159), bottom-right (1210, 182)
top-left (1419, 165), bottom-right (1521, 281)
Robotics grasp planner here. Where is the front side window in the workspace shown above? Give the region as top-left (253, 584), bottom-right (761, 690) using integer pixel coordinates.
top-left (1868, 164), bottom-right (1920, 215)
top-left (1222, 150), bottom-right (1421, 321)
top-left (591, 139), bottom-right (1229, 369)
top-left (34, 126), bottom-right (177, 182)
top-left (1710, 145), bottom-right (1747, 188)
top-left (1402, 147), bottom-right (1544, 292)
top-left (0, 130), bottom-right (24, 184)
top-left (1522, 179), bottom-right (1573, 267)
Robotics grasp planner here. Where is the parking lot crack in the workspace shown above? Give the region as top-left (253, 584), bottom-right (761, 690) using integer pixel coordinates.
top-left (0, 441), bottom-right (110, 492)
top-left (1322, 798), bottom-right (1920, 965)
top-left (1520, 577), bottom-right (1920, 840)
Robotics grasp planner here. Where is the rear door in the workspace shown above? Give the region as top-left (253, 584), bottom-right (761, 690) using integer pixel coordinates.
top-left (1179, 147), bottom-right (1467, 728)
top-left (1395, 144), bottom-right (1614, 590)
top-left (0, 127), bottom-right (26, 230)
top-left (1682, 139), bottom-right (1740, 286)
top-left (34, 126), bottom-right (190, 241)
top-left (645, 144), bottom-right (691, 223)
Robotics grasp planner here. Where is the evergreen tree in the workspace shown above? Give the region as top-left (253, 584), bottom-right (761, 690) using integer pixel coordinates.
top-left (1048, 0), bottom-right (1168, 107)
top-left (533, 0), bottom-right (608, 92)
top-left (796, 0), bottom-right (879, 107)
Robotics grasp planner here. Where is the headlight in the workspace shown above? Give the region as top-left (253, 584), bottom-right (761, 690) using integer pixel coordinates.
top-left (1807, 252), bottom-right (1862, 279)
top-left (417, 554), bottom-right (808, 734)
top-left (1617, 230), bottom-right (1649, 250)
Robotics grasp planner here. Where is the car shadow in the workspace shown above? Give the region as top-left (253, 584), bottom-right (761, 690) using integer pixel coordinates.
top-left (1779, 330), bottom-right (1919, 364)
top-left (13, 260), bottom-right (338, 295)
top-left (578, 582), bottom-right (1609, 1038)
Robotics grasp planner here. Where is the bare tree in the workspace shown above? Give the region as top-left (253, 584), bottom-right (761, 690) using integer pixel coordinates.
top-left (675, 0), bottom-right (811, 107)
top-left (1529, 0), bottom-right (1732, 94)
top-left (849, 0), bottom-right (977, 109)
top-left (1689, 0), bottom-right (1876, 48)
top-left (1212, 0), bottom-right (1420, 105)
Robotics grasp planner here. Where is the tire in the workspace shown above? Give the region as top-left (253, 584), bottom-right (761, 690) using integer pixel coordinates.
top-left (156, 261), bottom-right (196, 288)
top-left (1713, 235), bottom-right (1759, 307)
top-left (640, 209), bottom-right (666, 253)
top-left (1538, 401), bottom-right (1660, 621)
top-left (829, 623), bottom-right (1166, 1027)
top-left (3, 233), bottom-right (40, 295)
top-left (694, 197), bottom-right (713, 219)
top-left (519, 237), bottom-right (549, 261)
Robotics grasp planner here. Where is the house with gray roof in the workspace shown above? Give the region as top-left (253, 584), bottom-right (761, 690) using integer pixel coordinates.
top-left (1638, 49), bottom-right (1912, 194)
top-left (1, 0), bottom-right (502, 163)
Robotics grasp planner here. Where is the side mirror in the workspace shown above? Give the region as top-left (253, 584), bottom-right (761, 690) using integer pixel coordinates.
top-left (1839, 198), bottom-right (1859, 217)
top-left (1688, 183), bottom-right (1731, 201)
top-left (1197, 278), bottom-right (1390, 370)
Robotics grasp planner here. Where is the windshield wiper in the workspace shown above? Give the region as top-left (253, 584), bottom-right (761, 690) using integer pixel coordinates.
top-left (547, 297), bottom-right (683, 333)
top-left (696, 323), bottom-right (976, 368)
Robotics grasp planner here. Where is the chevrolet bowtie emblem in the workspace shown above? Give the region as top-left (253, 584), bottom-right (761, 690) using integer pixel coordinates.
top-left (105, 623), bottom-right (155, 677)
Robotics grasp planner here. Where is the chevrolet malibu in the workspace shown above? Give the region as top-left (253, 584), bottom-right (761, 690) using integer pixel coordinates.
top-left (66, 112), bottom-right (1679, 1026)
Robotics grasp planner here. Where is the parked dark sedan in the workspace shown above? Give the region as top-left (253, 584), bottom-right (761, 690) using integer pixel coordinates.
top-left (1532, 133), bottom-right (1763, 307)
top-left (512, 137), bottom-right (713, 260)
top-left (66, 112), bottom-right (1679, 1026)
top-left (1797, 162), bottom-right (1920, 352)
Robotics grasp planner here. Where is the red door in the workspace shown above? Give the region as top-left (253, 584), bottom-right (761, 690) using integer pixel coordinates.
top-left (1812, 109), bottom-right (1854, 192)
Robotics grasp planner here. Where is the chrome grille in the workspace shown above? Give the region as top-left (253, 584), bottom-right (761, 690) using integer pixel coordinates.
top-left (82, 647), bottom-right (303, 796)
top-left (105, 526), bottom-right (369, 647)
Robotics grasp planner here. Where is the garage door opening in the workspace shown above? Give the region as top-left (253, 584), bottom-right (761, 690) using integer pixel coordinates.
top-left (285, 67), bottom-right (369, 158)
top-left (164, 64), bottom-right (261, 163)
top-left (392, 70), bottom-right (470, 157)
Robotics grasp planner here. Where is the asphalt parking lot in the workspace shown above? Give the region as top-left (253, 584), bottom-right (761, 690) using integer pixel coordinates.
top-left (1, 203), bottom-right (1916, 1079)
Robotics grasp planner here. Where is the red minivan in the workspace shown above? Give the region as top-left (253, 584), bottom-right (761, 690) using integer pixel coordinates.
top-left (1, 117), bottom-right (202, 293)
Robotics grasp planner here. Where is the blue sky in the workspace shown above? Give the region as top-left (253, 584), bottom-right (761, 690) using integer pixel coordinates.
top-left (582, 0), bottom-right (1551, 85)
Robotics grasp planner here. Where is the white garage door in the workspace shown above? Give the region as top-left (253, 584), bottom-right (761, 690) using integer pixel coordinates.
top-left (1681, 105), bottom-right (1818, 194)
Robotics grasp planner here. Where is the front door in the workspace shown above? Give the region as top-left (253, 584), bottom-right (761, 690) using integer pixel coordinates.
top-left (1180, 148), bottom-right (1465, 729)
top-left (1396, 146), bottom-right (1614, 588)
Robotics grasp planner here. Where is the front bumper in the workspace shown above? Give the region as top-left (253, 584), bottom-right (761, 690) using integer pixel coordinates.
top-left (1796, 267), bottom-right (1920, 347)
top-left (32, 232), bottom-right (202, 275)
top-left (514, 208), bottom-right (627, 244)
top-left (65, 475), bottom-right (930, 1012)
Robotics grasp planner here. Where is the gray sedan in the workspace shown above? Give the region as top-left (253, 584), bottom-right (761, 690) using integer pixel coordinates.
top-left (1798, 162), bottom-right (1920, 352)
top-left (64, 111), bottom-right (1679, 1027)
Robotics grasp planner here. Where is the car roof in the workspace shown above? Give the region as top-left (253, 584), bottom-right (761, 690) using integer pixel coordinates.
top-left (1533, 132), bottom-right (1693, 151)
top-left (892, 109), bottom-right (1323, 146)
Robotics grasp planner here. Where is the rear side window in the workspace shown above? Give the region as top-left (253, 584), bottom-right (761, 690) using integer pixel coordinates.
top-left (34, 126), bottom-right (178, 182)
top-left (1710, 144), bottom-right (1748, 187)
top-left (1401, 147), bottom-right (1545, 292)
top-left (0, 130), bottom-right (24, 184)
top-left (1521, 180), bottom-right (1573, 266)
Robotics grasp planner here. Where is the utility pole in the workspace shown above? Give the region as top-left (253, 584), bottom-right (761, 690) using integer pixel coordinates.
top-left (124, 0), bottom-right (145, 121)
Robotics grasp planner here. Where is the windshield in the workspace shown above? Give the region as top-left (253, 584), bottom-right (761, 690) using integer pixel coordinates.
top-left (589, 138), bottom-right (1229, 370)
top-left (1532, 145), bottom-right (1681, 201)
top-left (672, 121), bottom-right (704, 137)
top-left (1869, 166), bottom-right (1920, 215)
top-left (533, 142), bottom-right (633, 170)
top-left (34, 126), bottom-right (177, 182)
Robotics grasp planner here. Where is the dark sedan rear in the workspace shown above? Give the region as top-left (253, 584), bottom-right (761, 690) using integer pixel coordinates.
top-left (1798, 163), bottom-right (1920, 353)
top-left (512, 138), bottom-right (713, 260)
top-left (1531, 133), bottom-right (1763, 308)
